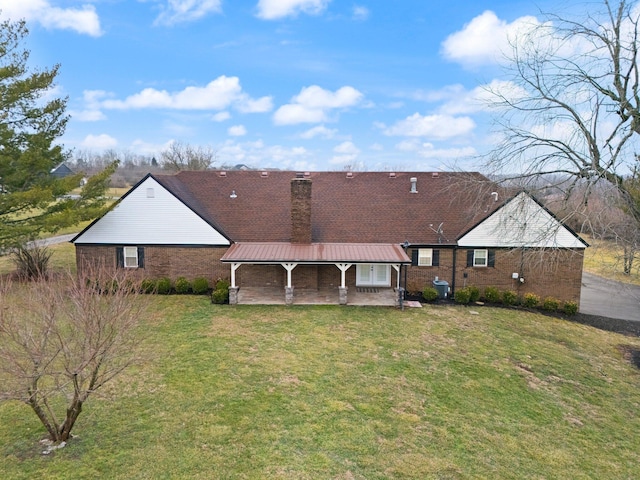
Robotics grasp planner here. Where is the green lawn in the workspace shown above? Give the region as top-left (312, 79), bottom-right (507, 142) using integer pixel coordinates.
top-left (1, 297), bottom-right (639, 479)
top-left (583, 236), bottom-right (640, 285)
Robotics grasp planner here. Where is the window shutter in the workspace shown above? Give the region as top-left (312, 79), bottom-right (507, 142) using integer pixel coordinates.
top-left (411, 249), bottom-right (418, 266)
top-left (116, 247), bottom-right (124, 268)
top-left (466, 249), bottom-right (474, 267)
top-left (137, 247), bottom-right (145, 268)
top-left (488, 250), bottom-right (496, 268)
top-left (432, 249), bottom-right (440, 267)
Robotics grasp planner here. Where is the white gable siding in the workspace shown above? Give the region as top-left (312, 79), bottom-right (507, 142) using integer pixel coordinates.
top-left (458, 193), bottom-right (586, 249)
top-left (73, 177), bottom-right (230, 245)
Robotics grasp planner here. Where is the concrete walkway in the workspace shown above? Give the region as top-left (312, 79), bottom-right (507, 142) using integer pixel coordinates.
top-left (580, 272), bottom-right (640, 322)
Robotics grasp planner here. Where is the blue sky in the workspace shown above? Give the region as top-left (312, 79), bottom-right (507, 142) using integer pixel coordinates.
top-left (5, 0), bottom-right (583, 171)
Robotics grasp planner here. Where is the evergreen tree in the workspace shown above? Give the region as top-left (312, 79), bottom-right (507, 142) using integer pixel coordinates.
top-left (0, 17), bottom-right (115, 251)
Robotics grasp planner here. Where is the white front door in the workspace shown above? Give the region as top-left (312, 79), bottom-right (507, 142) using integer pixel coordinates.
top-left (356, 264), bottom-right (391, 287)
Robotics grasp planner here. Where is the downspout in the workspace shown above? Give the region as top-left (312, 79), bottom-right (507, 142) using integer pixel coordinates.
top-left (402, 241), bottom-right (409, 300)
top-left (451, 247), bottom-right (457, 295)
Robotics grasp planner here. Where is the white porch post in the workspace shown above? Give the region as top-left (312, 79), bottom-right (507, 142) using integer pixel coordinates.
top-left (336, 263), bottom-right (352, 288)
top-left (230, 263), bottom-right (241, 288)
top-left (392, 264), bottom-right (401, 289)
top-left (336, 263), bottom-right (352, 305)
top-left (282, 263), bottom-right (297, 305)
top-left (282, 263), bottom-right (297, 288)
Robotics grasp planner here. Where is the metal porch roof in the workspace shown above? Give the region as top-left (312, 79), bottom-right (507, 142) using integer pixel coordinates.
top-left (221, 242), bottom-right (411, 263)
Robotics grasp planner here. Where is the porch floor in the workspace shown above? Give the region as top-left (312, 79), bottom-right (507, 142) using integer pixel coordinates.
top-left (236, 287), bottom-right (399, 306)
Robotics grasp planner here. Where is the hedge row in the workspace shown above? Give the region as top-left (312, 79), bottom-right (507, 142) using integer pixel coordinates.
top-left (140, 277), bottom-right (213, 295)
top-left (421, 284), bottom-right (578, 316)
top-left (454, 286), bottom-right (578, 315)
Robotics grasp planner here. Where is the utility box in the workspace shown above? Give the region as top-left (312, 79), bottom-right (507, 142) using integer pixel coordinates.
top-left (433, 279), bottom-right (449, 299)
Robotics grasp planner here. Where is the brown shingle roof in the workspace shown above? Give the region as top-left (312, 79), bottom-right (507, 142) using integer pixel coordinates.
top-left (153, 170), bottom-right (501, 245)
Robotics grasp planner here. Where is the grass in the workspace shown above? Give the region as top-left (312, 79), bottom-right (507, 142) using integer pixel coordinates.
top-left (583, 236), bottom-right (640, 285)
top-left (0, 242), bottom-right (77, 276)
top-left (1, 297), bottom-right (639, 478)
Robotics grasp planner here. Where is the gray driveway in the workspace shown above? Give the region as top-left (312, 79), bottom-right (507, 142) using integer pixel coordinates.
top-left (580, 272), bottom-right (640, 322)
top-left (29, 233), bottom-right (77, 248)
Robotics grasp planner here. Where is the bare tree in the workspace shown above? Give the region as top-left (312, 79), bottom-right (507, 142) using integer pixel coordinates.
top-left (0, 268), bottom-right (148, 444)
top-left (485, 0), bottom-right (640, 274)
top-left (160, 141), bottom-right (216, 171)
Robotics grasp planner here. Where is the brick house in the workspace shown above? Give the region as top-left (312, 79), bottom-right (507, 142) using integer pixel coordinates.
top-left (71, 170), bottom-right (587, 305)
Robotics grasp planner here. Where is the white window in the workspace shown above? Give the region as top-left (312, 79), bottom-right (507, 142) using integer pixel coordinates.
top-left (418, 248), bottom-right (433, 266)
top-left (474, 249), bottom-right (488, 267)
top-left (124, 246), bottom-right (138, 268)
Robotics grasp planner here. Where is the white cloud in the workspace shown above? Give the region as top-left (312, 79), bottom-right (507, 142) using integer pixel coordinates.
top-left (70, 109), bottom-right (106, 122)
top-left (352, 6), bottom-right (369, 21)
top-left (394, 140), bottom-right (477, 159)
top-left (441, 10), bottom-right (542, 67)
top-left (2, 0), bottom-right (102, 36)
top-left (228, 125), bottom-right (247, 136)
top-left (99, 76), bottom-right (272, 114)
top-left (218, 139), bottom-right (312, 170)
top-left (384, 113), bottom-right (476, 140)
top-left (274, 104), bottom-right (327, 124)
top-left (329, 141), bottom-right (360, 165)
top-left (236, 95), bottom-right (274, 113)
top-left (80, 134), bottom-right (118, 150)
top-left (273, 85), bottom-right (363, 125)
top-left (299, 125), bottom-right (337, 139)
top-left (333, 141), bottom-right (359, 155)
top-left (425, 80), bottom-right (526, 115)
top-left (212, 111), bottom-right (231, 122)
top-left (154, 0), bottom-right (222, 26)
top-left (256, 0), bottom-right (330, 20)
top-left (130, 139), bottom-right (174, 156)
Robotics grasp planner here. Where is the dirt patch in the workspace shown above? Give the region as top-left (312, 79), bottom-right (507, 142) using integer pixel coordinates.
top-left (567, 313), bottom-right (640, 337)
top-left (617, 345), bottom-right (640, 369)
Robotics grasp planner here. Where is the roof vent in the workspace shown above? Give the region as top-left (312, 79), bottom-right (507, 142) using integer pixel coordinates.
top-left (303, 171), bottom-right (311, 177)
top-left (432, 172), bottom-right (439, 178)
top-left (346, 172), bottom-right (353, 178)
top-left (389, 172), bottom-right (396, 178)
top-left (410, 177), bottom-right (418, 193)
top-left (295, 172), bottom-right (304, 179)
top-left (219, 171), bottom-right (227, 177)
top-left (491, 192), bottom-right (499, 202)
top-left (261, 171), bottom-right (269, 178)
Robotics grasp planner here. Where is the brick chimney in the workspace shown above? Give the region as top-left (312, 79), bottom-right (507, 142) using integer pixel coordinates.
top-left (291, 175), bottom-right (312, 244)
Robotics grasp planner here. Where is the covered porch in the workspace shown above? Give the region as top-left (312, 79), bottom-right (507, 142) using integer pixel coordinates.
top-left (221, 242), bottom-right (410, 306)
top-left (236, 286), bottom-right (399, 306)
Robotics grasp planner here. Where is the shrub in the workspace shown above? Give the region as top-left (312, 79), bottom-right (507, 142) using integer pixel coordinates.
top-left (522, 292), bottom-right (540, 308)
top-left (483, 286), bottom-right (501, 303)
top-left (502, 290), bottom-right (519, 306)
top-left (542, 297), bottom-right (560, 312)
top-left (174, 276), bottom-right (191, 294)
top-left (454, 287), bottom-right (471, 304)
top-left (12, 245), bottom-right (53, 280)
top-left (192, 277), bottom-right (210, 295)
top-left (156, 277), bottom-right (172, 295)
top-left (211, 288), bottom-right (229, 304)
top-left (141, 278), bottom-right (156, 294)
top-left (211, 279), bottom-right (230, 304)
top-left (563, 301), bottom-right (579, 316)
top-left (406, 280), bottom-right (423, 297)
top-left (422, 286), bottom-right (439, 302)
top-left (468, 286), bottom-right (481, 303)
